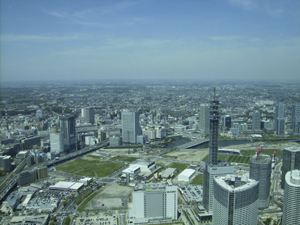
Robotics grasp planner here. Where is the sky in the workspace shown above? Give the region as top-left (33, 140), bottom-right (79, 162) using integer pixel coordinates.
top-left (1, 0), bottom-right (300, 82)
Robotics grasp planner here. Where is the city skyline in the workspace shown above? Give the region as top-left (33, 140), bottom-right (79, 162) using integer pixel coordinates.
top-left (1, 0), bottom-right (300, 82)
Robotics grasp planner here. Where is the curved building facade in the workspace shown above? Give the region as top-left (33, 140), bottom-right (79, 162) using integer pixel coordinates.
top-left (250, 154), bottom-right (271, 209)
top-left (281, 146), bottom-right (300, 189)
top-left (282, 170), bottom-right (300, 225)
top-left (213, 175), bottom-right (259, 225)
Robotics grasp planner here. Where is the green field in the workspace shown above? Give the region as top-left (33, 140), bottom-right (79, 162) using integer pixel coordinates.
top-left (227, 155), bottom-right (250, 164)
top-left (168, 162), bottom-right (190, 171)
top-left (190, 174), bottom-right (203, 185)
top-left (56, 158), bottom-right (124, 177)
top-left (110, 156), bottom-right (139, 163)
top-left (202, 153), bottom-right (229, 162)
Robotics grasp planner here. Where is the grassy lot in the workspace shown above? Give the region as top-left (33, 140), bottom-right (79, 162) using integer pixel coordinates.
top-left (56, 159), bottom-right (124, 177)
top-left (227, 155), bottom-right (250, 164)
top-left (190, 174), bottom-right (203, 185)
top-left (110, 156), bottom-right (139, 163)
top-left (202, 154), bottom-right (229, 162)
top-left (168, 162), bottom-right (190, 171)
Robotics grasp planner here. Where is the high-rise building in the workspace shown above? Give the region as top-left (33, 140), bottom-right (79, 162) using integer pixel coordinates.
top-left (199, 103), bottom-right (210, 136)
top-left (36, 109), bottom-right (43, 121)
top-left (59, 115), bottom-right (76, 152)
top-left (282, 170), bottom-right (300, 225)
top-left (50, 126), bottom-right (64, 154)
top-left (281, 145), bottom-right (300, 189)
top-left (122, 111), bottom-right (141, 144)
top-left (292, 103), bottom-right (300, 136)
top-left (213, 174), bottom-right (259, 225)
top-left (250, 153), bottom-right (271, 209)
top-left (37, 166), bottom-right (48, 180)
top-left (82, 107), bottom-right (95, 124)
top-left (223, 115), bottom-right (231, 130)
top-left (275, 103), bottom-right (285, 136)
top-left (128, 183), bottom-right (177, 224)
top-left (203, 88), bottom-right (234, 213)
top-left (252, 110), bottom-right (261, 131)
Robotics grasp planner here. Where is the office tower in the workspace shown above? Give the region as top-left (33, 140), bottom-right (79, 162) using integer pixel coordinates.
top-left (199, 103), bottom-right (210, 136)
top-left (250, 153), bottom-right (271, 209)
top-left (223, 115), bottom-right (231, 130)
top-left (82, 107), bottom-right (95, 124)
top-left (0, 155), bottom-right (12, 172)
top-left (213, 174), bottom-right (259, 225)
top-left (50, 126), bottom-right (64, 154)
top-left (128, 183), bottom-right (177, 224)
top-left (203, 88), bottom-right (234, 213)
top-left (252, 110), bottom-right (261, 131)
top-left (122, 111), bottom-right (141, 144)
top-left (59, 115), bottom-right (76, 152)
top-left (282, 170), bottom-right (300, 225)
top-left (281, 145), bottom-right (300, 189)
top-left (292, 103), bottom-right (300, 136)
top-left (275, 103), bottom-right (285, 136)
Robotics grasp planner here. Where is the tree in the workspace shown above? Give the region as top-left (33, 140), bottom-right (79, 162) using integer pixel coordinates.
top-left (52, 216), bottom-right (57, 221)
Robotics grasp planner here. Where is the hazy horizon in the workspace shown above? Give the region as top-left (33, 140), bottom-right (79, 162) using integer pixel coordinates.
top-left (1, 0), bottom-right (300, 82)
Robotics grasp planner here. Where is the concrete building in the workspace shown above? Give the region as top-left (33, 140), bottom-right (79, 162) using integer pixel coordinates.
top-left (282, 170), bottom-right (300, 225)
top-left (59, 115), bottom-right (76, 152)
top-left (18, 170), bottom-right (37, 186)
top-left (275, 103), bottom-right (285, 136)
top-left (50, 126), bottom-right (64, 154)
top-left (292, 103), bottom-right (300, 136)
top-left (0, 155), bottom-right (12, 172)
top-left (250, 153), bottom-right (271, 209)
top-left (199, 103), bottom-right (210, 136)
top-left (98, 130), bottom-right (106, 141)
top-left (122, 111), bottom-right (141, 144)
top-left (281, 145), bottom-right (300, 189)
top-left (36, 109), bottom-right (43, 121)
top-left (213, 174), bottom-right (259, 225)
top-left (178, 169), bottom-right (195, 182)
top-left (252, 110), bottom-right (261, 131)
top-left (37, 167), bottom-right (48, 180)
top-left (82, 107), bottom-right (95, 124)
top-left (129, 183), bottom-right (177, 224)
top-left (137, 135), bottom-right (147, 145)
top-left (109, 136), bottom-right (122, 147)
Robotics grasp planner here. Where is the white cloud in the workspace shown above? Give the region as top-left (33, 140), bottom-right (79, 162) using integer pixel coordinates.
top-left (0, 34), bottom-right (79, 42)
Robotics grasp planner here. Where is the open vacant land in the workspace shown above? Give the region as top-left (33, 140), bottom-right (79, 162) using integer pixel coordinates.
top-left (56, 158), bottom-right (124, 177)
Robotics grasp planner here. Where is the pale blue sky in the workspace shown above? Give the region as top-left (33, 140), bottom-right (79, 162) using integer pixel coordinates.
top-left (1, 0), bottom-right (299, 81)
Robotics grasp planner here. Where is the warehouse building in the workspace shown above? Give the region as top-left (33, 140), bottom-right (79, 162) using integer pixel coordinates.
top-left (178, 169), bottom-right (195, 182)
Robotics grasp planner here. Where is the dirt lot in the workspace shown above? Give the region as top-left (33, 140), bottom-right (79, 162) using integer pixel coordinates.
top-left (85, 185), bottom-right (133, 211)
top-left (163, 148), bottom-right (209, 162)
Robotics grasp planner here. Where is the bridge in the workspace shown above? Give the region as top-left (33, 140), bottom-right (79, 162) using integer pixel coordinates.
top-left (177, 138), bottom-right (209, 149)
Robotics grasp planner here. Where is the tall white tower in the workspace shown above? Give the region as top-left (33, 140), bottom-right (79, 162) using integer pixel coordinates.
top-left (275, 103), bottom-right (285, 136)
top-left (50, 126), bottom-right (64, 154)
top-left (282, 170), bottom-right (300, 225)
top-left (292, 103), bottom-right (300, 136)
top-left (213, 174), bottom-right (259, 225)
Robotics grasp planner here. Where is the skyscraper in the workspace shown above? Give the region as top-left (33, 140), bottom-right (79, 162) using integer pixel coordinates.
top-left (275, 103), bottom-right (285, 136)
top-left (213, 174), bottom-right (259, 225)
top-left (128, 183), bottom-right (177, 224)
top-left (250, 153), bottom-right (271, 209)
top-left (122, 111), bottom-right (141, 144)
top-left (292, 103), bottom-right (300, 136)
top-left (223, 115), bottom-right (231, 131)
top-left (282, 170), bottom-right (300, 225)
top-left (59, 115), bottom-right (76, 152)
top-left (199, 103), bottom-right (210, 136)
top-left (252, 110), bottom-right (261, 131)
top-left (203, 88), bottom-right (234, 213)
top-left (281, 145), bottom-right (300, 189)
